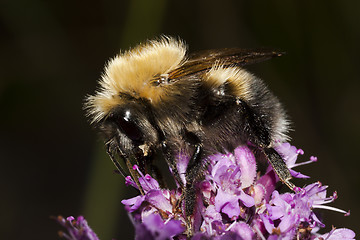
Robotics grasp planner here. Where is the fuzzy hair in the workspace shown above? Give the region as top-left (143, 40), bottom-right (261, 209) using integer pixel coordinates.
top-left (85, 36), bottom-right (187, 123)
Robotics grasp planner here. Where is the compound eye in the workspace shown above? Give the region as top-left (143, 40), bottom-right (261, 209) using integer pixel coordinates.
top-left (114, 110), bottom-right (144, 144)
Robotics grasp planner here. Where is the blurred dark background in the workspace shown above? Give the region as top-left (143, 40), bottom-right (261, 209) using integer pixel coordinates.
top-left (1, 0), bottom-right (359, 239)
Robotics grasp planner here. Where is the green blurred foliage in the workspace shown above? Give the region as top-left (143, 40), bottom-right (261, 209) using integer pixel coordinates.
top-left (0, 0), bottom-right (359, 239)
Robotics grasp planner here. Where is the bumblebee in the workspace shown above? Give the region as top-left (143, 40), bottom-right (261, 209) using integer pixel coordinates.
top-left (85, 36), bottom-right (294, 217)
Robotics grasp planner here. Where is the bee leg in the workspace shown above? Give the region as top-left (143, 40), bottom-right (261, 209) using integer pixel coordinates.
top-left (124, 157), bottom-right (146, 195)
top-left (161, 141), bottom-right (184, 188)
top-left (184, 184), bottom-right (196, 237)
top-left (183, 144), bottom-right (202, 236)
top-left (263, 148), bottom-right (295, 190)
top-left (185, 144), bottom-right (203, 186)
top-left (185, 144), bottom-right (202, 215)
top-left (148, 162), bottom-right (167, 189)
top-left (105, 142), bottom-right (145, 195)
top-left (105, 143), bottom-right (128, 178)
top-left (237, 99), bottom-right (295, 190)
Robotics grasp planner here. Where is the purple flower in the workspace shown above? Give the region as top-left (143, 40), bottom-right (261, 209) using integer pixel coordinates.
top-left (121, 195), bottom-right (146, 213)
top-left (316, 227), bottom-right (356, 240)
top-left (56, 142), bottom-right (355, 239)
top-left (275, 142), bottom-right (316, 179)
top-left (121, 165), bottom-right (174, 215)
top-left (207, 147), bottom-right (256, 219)
top-left (135, 214), bottom-right (185, 240)
top-left (56, 215), bottom-right (99, 240)
top-left (119, 143), bottom-right (355, 239)
top-left (228, 221), bottom-right (255, 240)
top-left (260, 180), bottom-right (352, 239)
top-left (120, 165), bottom-right (188, 239)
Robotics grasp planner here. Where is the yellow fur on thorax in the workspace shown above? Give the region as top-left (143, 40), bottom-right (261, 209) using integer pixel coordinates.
top-left (87, 37), bottom-right (186, 123)
top-left (204, 66), bottom-right (253, 100)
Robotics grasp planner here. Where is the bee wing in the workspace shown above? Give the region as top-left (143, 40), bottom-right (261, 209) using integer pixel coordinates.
top-left (169, 48), bottom-right (284, 79)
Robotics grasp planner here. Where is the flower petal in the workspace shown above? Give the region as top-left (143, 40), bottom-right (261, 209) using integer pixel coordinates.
top-left (145, 190), bottom-right (173, 213)
top-left (230, 221), bottom-right (255, 240)
top-left (234, 145), bottom-right (257, 188)
top-left (318, 228), bottom-right (356, 240)
top-left (121, 195), bottom-right (146, 212)
top-left (215, 189), bottom-right (240, 218)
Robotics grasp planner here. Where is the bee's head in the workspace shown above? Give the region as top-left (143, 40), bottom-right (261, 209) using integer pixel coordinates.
top-left (99, 99), bottom-right (159, 157)
top-left (85, 36), bottom-right (188, 155)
